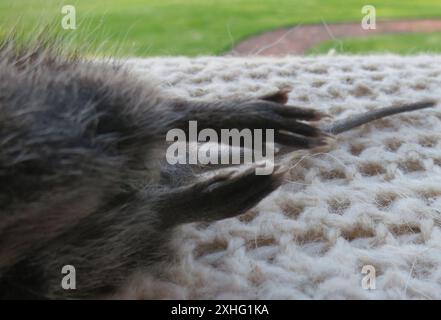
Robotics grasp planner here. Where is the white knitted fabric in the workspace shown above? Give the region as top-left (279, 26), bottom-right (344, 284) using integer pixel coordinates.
top-left (116, 55), bottom-right (441, 299)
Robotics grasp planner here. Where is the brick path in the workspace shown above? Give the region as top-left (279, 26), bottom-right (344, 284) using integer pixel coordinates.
top-left (230, 19), bottom-right (441, 56)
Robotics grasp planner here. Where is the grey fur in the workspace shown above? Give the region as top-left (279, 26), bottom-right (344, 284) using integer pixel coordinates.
top-left (0, 43), bottom-right (324, 299)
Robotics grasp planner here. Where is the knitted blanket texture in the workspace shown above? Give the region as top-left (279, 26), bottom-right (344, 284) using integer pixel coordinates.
top-left (115, 55), bottom-right (441, 299)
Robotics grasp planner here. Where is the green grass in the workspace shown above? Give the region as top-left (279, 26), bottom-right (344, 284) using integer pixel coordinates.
top-left (1, 0), bottom-right (441, 56)
top-left (308, 32), bottom-right (441, 55)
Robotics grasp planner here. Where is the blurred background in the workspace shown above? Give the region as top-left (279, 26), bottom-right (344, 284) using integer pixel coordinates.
top-left (1, 0), bottom-right (441, 57)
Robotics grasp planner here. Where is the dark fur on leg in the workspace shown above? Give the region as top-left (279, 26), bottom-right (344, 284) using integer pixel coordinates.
top-left (157, 163), bottom-right (286, 227)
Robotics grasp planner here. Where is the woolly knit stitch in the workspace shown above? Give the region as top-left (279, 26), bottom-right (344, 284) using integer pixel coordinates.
top-left (115, 55), bottom-right (441, 299)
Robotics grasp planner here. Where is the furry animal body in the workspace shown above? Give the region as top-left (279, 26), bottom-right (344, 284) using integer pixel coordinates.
top-left (0, 42), bottom-right (435, 299)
